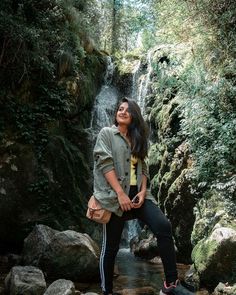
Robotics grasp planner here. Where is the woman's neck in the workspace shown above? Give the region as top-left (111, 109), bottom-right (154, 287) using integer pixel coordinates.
top-left (118, 125), bottom-right (128, 136)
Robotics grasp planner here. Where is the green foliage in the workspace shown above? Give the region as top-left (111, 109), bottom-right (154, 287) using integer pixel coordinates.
top-left (153, 0), bottom-right (236, 64)
top-left (188, 0), bottom-right (236, 60)
top-left (97, 0), bottom-right (156, 53)
top-left (154, 0), bottom-right (197, 44)
top-left (150, 0), bottom-right (236, 187)
top-left (179, 61), bottom-right (236, 183)
top-left (0, 0), bottom-right (85, 89)
top-left (0, 0), bottom-right (104, 226)
top-left (0, 0), bottom-right (86, 149)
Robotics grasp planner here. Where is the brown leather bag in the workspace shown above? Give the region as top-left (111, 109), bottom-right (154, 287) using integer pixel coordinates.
top-left (86, 195), bottom-right (111, 224)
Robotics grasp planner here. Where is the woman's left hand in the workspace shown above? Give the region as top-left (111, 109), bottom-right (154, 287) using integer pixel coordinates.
top-left (132, 190), bottom-right (146, 208)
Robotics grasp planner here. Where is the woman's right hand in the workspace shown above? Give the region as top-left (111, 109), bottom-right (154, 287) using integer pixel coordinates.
top-left (117, 191), bottom-right (134, 211)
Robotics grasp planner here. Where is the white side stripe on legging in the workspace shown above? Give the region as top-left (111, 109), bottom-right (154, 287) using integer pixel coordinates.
top-left (100, 223), bottom-right (107, 292)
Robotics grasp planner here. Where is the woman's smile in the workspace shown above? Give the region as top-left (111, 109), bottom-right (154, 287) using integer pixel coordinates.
top-left (116, 102), bottom-right (132, 125)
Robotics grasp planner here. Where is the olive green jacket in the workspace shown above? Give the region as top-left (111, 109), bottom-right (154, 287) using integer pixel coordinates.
top-left (93, 125), bottom-right (156, 216)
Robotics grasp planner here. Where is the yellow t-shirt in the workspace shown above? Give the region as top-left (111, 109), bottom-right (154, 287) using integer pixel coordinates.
top-left (130, 155), bottom-right (138, 185)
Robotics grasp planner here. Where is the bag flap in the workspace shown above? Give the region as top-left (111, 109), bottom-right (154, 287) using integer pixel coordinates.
top-left (88, 195), bottom-right (102, 210)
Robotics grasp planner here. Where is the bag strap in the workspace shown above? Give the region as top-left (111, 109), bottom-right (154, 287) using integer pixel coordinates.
top-left (88, 195), bottom-right (103, 211)
top-left (88, 207), bottom-right (103, 212)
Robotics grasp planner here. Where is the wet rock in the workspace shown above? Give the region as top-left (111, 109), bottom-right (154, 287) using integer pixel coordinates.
top-left (5, 265), bottom-right (46, 295)
top-left (130, 229), bottom-right (159, 259)
top-left (22, 225), bottom-right (100, 283)
top-left (44, 279), bottom-right (75, 295)
top-left (160, 143), bottom-right (196, 263)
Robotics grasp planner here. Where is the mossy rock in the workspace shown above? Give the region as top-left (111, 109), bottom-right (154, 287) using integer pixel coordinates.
top-left (148, 143), bottom-right (165, 179)
top-left (165, 169), bottom-right (196, 262)
top-left (192, 227), bottom-right (236, 288)
top-left (191, 190), bottom-right (236, 246)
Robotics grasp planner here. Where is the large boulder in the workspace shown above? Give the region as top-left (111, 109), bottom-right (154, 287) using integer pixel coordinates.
top-left (22, 225), bottom-right (100, 282)
top-left (5, 265), bottom-right (46, 295)
top-left (192, 227), bottom-right (236, 288)
top-left (40, 230), bottom-right (100, 281)
top-left (22, 224), bottom-right (59, 266)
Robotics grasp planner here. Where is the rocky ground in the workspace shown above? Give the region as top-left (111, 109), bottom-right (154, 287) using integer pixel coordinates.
top-left (0, 251), bottom-right (214, 295)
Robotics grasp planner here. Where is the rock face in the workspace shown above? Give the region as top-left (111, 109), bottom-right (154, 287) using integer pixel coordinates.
top-left (191, 190), bottom-right (236, 288)
top-left (0, 63), bottom-right (105, 254)
top-left (22, 225), bottom-right (100, 282)
top-left (146, 45), bottom-right (197, 263)
top-left (0, 1), bottom-right (106, 253)
top-left (124, 44), bottom-right (236, 289)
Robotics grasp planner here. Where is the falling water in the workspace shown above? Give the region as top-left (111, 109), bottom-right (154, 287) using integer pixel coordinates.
top-left (131, 51), bottom-right (153, 116)
top-left (131, 59), bottom-right (141, 100)
top-left (90, 56), bottom-right (119, 136)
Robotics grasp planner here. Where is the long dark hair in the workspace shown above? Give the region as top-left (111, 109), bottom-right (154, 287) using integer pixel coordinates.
top-left (114, 97), bottom-right (149, 160)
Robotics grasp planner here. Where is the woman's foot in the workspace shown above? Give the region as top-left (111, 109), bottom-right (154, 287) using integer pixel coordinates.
top-left (160, 279), bottom-right (195, 294)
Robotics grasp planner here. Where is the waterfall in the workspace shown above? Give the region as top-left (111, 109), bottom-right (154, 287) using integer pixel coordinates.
top-left (90, 51), bottom-right (152, 136)
top-left (90, 56), bottom-right (119, 136)
top-left (132, 51), bottom-right (153, 116)
top-left (131, 60), bottom-right (141, 100)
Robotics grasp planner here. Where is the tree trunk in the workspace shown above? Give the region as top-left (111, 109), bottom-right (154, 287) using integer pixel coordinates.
top-left (111, 0), bottom-right (121, 54)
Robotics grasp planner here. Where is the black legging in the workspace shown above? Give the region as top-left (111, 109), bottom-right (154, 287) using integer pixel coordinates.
top-left (100, 186), bottom-right (178, 295)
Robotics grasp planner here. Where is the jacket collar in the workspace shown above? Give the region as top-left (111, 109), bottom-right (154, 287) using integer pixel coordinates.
top-left (111, 125), bottom-right (121, 135)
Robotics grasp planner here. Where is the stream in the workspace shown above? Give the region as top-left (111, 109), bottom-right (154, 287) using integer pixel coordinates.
top-left (115, 248), bottom-right (164, 292)
top-left (78, 247), bottom-right (190, 294)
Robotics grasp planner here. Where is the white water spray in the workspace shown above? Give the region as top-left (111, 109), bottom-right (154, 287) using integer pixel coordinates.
top-left (90, 57), bottom-right (118, 135)
top-left (137, 51), bottom-right (153, 115)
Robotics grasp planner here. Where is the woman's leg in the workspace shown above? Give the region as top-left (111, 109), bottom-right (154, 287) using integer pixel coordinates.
top-left (135, 200), bottom-right (178, 284)
top-left (100, 213), bottom-right (125, 295)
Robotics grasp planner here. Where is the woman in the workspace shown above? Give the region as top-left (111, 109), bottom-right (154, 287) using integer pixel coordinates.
top-left (93, 98), bottom-right (194, 295)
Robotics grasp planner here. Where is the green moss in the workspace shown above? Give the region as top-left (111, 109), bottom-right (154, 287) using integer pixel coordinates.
top-left (192, 239), bottom-right (218, 273)
top-left (191, 190), bottom-right (236, 246)
top-left (114, 50), bottom-right (142, 75)
top-left (148, 143), bottom-right (165, 178)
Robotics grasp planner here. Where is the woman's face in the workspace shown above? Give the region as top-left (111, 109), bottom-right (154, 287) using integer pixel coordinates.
top-left (116, 102), bottom-right (132, 126)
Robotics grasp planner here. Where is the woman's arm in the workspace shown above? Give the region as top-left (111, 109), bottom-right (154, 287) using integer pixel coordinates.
top-left (104, 169), bottom-right (134, 211)
top-left (140, 174), bottom-right (147, 193)
top-left (132, 174), bottom-right (147, 209)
